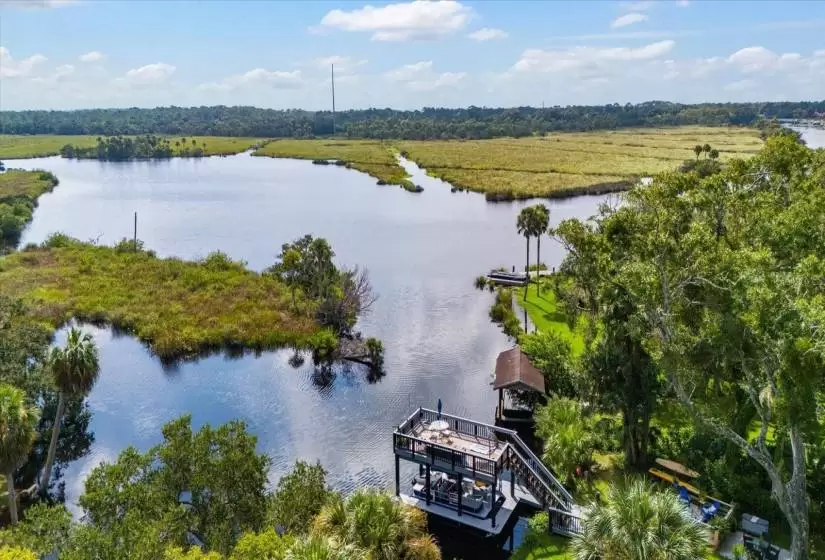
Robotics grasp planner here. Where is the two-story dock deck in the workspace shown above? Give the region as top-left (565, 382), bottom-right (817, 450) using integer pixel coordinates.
top-left (393, 407), bottom-right (575, 535)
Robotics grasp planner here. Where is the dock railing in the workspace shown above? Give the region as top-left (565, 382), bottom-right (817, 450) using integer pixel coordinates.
top-left (395, 408), bottom-right (574, 512)
top-left (548, 506), bottom-right (584, 537)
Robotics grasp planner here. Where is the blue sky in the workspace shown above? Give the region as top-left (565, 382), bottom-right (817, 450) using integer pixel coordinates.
top-left (1, 0), bottom-right (824, 110)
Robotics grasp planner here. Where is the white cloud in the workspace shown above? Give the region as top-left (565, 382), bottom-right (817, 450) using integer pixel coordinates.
top-left (0, 47), bottom-right (47, 78)
top-left (54, 63), bottom-right (75, 78)
top-left (726, 46), bottom-right (804, 74)
top-left (611, 12), bottom-right (649, 28)
top-left (385, 60), bottom-right (433, 81)
top-left (724, 79), bottom-right (758, 92)
top-left (316, 55), bottom-right (367, 74)
top-left (813, 49), bottom-right (825, 57)
top-left (677, 0), bottom-right (690, 6)
top-left (0, 0), bottom-right (76, 9)
top-left (384, 60), bottom-right (465, 91)
top-left (468, 27), bottom-right (507, 41)
top-left (199, 68), bottom-right (303, 92)
top-left (117, 62), bottom-right (175, 86)
top-left (318, 0), bottom-right (472, 41)
top-left (79, 51), bottom-right (104, 63)
top-left (513, 40), bottom-right (675, 73)
top-left (30, 63), bottom-right (74, 87)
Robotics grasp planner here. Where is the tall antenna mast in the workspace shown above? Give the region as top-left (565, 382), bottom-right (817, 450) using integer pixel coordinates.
top-left (331, 64), bottom-right (336, 136)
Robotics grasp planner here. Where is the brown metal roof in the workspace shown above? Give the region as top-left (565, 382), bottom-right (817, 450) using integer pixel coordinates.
top-left (493, 347), bottom-right (545, 393)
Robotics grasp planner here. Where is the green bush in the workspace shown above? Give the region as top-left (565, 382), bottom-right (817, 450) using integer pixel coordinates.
top-left (308, 330), bottom-right (339, 363)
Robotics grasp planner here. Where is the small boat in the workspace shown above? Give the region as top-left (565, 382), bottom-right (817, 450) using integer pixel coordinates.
top-left (486, 270), bottom-right (527, 286)
top-left (412, 472), bottom-right (505, 518)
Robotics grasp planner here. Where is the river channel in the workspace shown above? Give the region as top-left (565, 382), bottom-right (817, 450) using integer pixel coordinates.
top-left (9, 126), bottom-right (821, 554)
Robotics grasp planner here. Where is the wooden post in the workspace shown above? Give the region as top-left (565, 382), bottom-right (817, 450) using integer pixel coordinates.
top-left (491, 468), bottom-right (498, 528)
top-left (511, 471), bottom-right (516, 498)
top-left (133, 211), bottom-right (138, 251)
top-left (395, 455), bottom-right (400, 497)
top-left (457, 473), bottom-right (463, 517)
top-left (425, 464), bottom-right (431, 506)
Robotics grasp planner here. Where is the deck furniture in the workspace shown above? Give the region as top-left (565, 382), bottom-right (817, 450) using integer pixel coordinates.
top-left (394, 407), bottom-right (574, 532)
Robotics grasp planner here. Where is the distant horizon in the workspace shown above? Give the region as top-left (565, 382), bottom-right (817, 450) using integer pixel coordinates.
top-left (2, 99), bottom-right (825, 115)
top-left (1, 1), bottom-right (824, 111)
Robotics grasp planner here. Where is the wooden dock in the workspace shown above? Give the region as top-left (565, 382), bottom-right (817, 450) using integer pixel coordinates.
top-left (393, 407), bottom-right (575, 534)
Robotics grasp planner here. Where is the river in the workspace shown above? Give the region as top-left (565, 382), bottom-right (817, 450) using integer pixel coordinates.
top-left (11, 153), bottom-right (608, 516)
top-left (9, 126), bottom-right (821, 554)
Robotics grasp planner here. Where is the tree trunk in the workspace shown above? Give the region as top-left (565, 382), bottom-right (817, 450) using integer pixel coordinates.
top-left (6, 470), bottom-right (17, 525)
top-left (524, 235), bottom-right (530, 301)
top-left (41, 391), bottom-right (66, 496)
top-left (785, 425), bottom-right (810, 560)
top-left (536, 235), bottom-right (541, 296)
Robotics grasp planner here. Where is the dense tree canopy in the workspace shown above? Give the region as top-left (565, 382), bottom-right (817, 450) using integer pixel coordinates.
top-left (552, 134), bottom-right (825, 558)
top-left (1, 102), bottom-right (823, 140)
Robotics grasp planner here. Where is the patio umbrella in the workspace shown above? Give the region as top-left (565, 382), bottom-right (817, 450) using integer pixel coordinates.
top-left (437, 398), bottom-right (442, 419)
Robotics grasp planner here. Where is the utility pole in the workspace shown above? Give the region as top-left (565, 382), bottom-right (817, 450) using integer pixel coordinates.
top-left (133, 211), bottom-right (138, 251)
top-left (331, 64), bottom-right (336, 136)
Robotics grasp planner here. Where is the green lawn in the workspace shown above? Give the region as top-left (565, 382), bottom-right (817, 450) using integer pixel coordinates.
top-left (518, 282), bottom-right (587, 355)
top-left (511, 533), bottom-right (572, 560)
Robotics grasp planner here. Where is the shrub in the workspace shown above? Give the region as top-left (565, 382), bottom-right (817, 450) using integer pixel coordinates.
top-left (308, 330), bottom-right (339, 363)
top-left (202, 251), bottom-right (245, 272)
top-left (41, 232), bottom-right (78, 248)
top-left (474, 275), bottom-right (487, 290)
top-left (113, 237), bottom-right (144, 253)
top-left (365, 337), bottom-right (384, 371)
top-left (0, 547), bottom-right (37, 560)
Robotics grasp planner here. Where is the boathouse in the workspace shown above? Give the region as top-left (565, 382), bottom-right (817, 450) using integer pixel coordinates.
top-left (493, 347), bottom-right (545, 423)
top-left (392, 407), bottom-right (575, 534)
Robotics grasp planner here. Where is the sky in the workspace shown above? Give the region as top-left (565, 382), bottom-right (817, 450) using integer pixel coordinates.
top-left (0, 0), bottom-right (824, 111)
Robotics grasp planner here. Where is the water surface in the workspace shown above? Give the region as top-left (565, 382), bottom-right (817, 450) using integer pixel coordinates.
top-left (14, 153), bottom-right (610, 512)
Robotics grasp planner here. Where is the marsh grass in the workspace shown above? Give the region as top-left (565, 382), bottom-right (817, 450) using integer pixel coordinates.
top-left (0, 170), bottom-right (59, 248)
top-left (0, 170), bottom-right (58, 201)
top-left (0, 135), bottom-right (100, 159)
top-left (0, 135), bottom-right (264, 159)
top-left (253, 139), bottom-right (415, 190)
top-left (0, 237), bottom-right (319, 359)
top-left (397, 126), bottom-right (762, 199)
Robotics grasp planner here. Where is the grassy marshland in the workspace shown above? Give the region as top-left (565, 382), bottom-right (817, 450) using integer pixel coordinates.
top-left (0, 170), bottom-right (59, 248)
top-left (253, 138), bottom-right (417, 191)
top-left (397, 126), bottom-right (762, 199)
top-left (0, 135), bottom-right (264, 159)
top-left (0, 237), bottom-right (319, 359)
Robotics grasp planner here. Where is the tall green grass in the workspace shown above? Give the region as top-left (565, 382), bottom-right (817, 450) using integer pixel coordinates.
top-left (0, 135), bottom-right (263, 159)
top-left (0, 236), bottom-right (320, 360)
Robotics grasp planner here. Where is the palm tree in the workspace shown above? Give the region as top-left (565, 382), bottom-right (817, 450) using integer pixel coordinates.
top-left (693, 145), bottom-right (702, 159)
top-left (535, 398), bottom-right (593, 485)
top-left (531, 204), bottom-right (550, 296)
top-left (572, 478), bottom-right (709, 560)
top-left (286, 535), bottom-right (364, 560)
top-left (702, 143), bottom-right (712, 157)
top-left (40, 328), bottom-right (99, 495)
top-left (312, 490), bottom-right (441, 560)
top-left (709, 149), bottom-right (720, 160)
top-left (0, 384), bottom-right (39, 524)
top-left (517, 207), bottom-right (536, 301)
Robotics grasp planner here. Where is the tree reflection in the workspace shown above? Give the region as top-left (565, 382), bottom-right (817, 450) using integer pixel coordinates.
top-left (16, 391), bottom-right (94, 502)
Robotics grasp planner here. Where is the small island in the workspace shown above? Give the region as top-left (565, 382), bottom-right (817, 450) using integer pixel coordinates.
top-left (0, 232), bottom-right (383, 368)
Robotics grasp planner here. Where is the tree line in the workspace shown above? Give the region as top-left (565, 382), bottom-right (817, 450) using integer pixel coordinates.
top-left (2, 101), bottom-right (824, 139)
top-left (60, 135), bottom-right (207, 161)
top-left (507, 132), bottom-right (824, 558)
